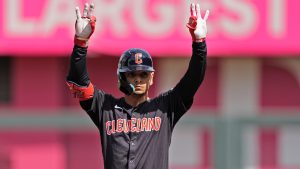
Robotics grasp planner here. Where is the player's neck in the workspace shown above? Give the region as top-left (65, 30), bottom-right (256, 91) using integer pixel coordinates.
top-left (124, 93), bottom-right (149, 107)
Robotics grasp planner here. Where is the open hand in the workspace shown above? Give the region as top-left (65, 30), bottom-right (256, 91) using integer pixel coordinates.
top-left (186, 3), bottom-right (209, 42)
top-left (74, 3), bottom-right (96, 47)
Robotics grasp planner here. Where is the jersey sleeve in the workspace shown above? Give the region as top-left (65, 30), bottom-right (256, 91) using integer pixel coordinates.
top-left (66, 45), bottom-right (91, 86)
top-left (159, 42), bottom-right (207, 129)
top-left (158, 88), bottom-right (191, 129)
top-left (66, 45), bottom-right (95, 101)
top-left (173, 41), bottom-right (207, 108)
top-left (80, 87), bottom-right (106, 129)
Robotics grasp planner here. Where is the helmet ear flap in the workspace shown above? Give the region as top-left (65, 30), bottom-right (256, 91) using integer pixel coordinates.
top-left (118, 73), bottom-right (135, 95)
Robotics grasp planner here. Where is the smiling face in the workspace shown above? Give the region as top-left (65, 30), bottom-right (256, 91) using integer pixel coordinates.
top-left (124, 71), bottom-right (154, 95)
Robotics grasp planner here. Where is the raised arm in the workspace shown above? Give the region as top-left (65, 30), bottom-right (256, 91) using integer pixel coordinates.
top-left (173, 3), bottom-right (209, 106)
top-left (66, 3), bottom-right (96, 101)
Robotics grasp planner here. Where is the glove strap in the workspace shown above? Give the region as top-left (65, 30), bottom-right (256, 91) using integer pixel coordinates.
top-left (194, 38), bottom-right (206, 42)
top-left (74, 36), bottom-right (89, 48)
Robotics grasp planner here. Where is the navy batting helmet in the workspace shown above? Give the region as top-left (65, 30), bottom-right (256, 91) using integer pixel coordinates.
top-left (117, 48), bottom-right (155, 95)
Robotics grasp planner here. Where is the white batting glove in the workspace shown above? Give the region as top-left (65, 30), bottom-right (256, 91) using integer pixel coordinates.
top-left (186, 3), bottom-right (209, 42)
top-left (74, 3), bottom-right (96, 47)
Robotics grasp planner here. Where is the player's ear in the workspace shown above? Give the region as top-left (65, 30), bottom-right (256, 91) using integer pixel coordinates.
top-left (149, 72), bottom-right (154, 86)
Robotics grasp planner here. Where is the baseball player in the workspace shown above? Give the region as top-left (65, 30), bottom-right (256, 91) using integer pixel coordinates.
top-left (66, 2), bottom-right (209, 169)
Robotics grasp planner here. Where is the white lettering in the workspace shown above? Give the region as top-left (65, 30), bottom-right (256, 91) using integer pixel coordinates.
top-left (2, 0), bottom-right (289, 41)
top-left (267, 0), bottom-right (286, 38)
top-left (6, 0), bottom-right (36, 36)
top-left (40, 0), bottom-right (75, 36)
top-left (133, 0), bottom-right (176, 38)
top-left (220, 0), bottom-right (258, 38)
top-left (94, 0), bottom-right (128, 37)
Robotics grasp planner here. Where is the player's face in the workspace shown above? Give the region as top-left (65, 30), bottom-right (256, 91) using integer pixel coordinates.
top-left (125, 71), bottom-right (154, 95)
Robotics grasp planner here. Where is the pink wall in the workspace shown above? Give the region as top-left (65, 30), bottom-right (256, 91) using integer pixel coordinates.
top-left (2, 56), bottom-right (300, 169)
top-left (0, 131), bottom-right (102, 169)
top-left (258, 60), bottom-right (300, 168)
top-left (261, 61), bottom-right (300, 109)
top-left (11, 58), bottom-right (65, 109)
top-left (0, 0), bottom-right (299, 57)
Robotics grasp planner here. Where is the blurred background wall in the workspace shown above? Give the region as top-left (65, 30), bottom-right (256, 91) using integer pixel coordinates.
top-left (1, 0), bottom-right (300, 169)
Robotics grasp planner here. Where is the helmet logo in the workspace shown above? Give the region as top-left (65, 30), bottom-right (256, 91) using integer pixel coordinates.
top-left (135, 53), bottom-right (143, 64)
